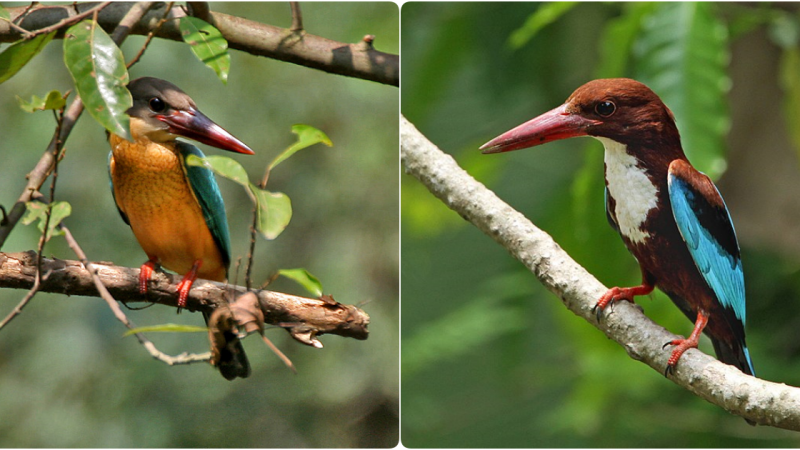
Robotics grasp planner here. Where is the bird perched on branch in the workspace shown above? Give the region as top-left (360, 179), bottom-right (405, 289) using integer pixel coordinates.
top-left (481, 78), bottom-right (755, 377)
top-left (108, 77), bottom-right (254, 380)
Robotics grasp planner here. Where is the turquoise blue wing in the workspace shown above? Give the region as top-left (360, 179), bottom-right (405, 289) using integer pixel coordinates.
top-left (108, 151), bottom-right (130, 225)
top-left (178, 142), bottom-right (232, 270)
top-left (668, 163), bottom-right (745, 325)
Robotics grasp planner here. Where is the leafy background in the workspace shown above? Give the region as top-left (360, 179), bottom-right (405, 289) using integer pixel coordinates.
top-left (402, 2), bottom-right (800, 447)
top-left (0, 2), bottom-right (398, 447)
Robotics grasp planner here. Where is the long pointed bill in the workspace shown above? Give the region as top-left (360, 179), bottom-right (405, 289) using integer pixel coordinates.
top-left (479, 104), bottom-right (600, 154)
top-left (159, 108), bottom-right (255, 155)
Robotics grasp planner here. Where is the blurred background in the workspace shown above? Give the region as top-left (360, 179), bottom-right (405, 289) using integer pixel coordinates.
top-left (0, 2), bottom-right (398, 447)
top-left (402, 2), bottom-right (800, 447)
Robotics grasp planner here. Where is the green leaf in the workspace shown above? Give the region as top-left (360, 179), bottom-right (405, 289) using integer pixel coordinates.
top-left (0, 31), bottom-right (56, 84)
top-left (269, 124), bottom-right (333, 172)
top-left (0, 6), bottom-right (10, 21)
top-left (188, 154), bottom-right (250, 186)
top-left (123, 323), bottom-right (208, 337)
top-left (179, 16), bottom-right (230, 84)
top-left (507, 2), bottom-right (577, 50)
top-left (633, 2), bottom-right (730, 179)
top-left (277, 268), bottom-right (323, 297)
top-left (250, 185), bottom-right (292, 240)
top-left (17, 90), bottom-right (67, 113)
top-left (22, 201), bottom-right (71, 240)
top-left (63, 19), bottom-right (131, 140)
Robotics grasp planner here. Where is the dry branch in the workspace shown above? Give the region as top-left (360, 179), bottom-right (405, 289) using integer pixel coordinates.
top-left (1, 2), bottom-right (398, 86)
top-left (400, 115), bottom-right (800, 430)
top-left (0, 251), bottom-right (369, 345)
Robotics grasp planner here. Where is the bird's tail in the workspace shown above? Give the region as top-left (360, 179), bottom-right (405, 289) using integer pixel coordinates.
top-left (204, 311), bottom-right (251, 380)
top-left (712, 338), bottom-right (755, 377)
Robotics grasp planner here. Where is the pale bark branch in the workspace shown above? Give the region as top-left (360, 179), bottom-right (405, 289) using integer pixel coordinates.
top-left (400, 115), bottom-right (800, 430)
top-left (1, 2), bottom-right (398, 86)
top-left (0, 251), bottom-right (369, 345)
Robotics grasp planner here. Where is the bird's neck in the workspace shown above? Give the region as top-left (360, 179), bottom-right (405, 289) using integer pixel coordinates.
top-left (597, 137), bottom-right (686, 245)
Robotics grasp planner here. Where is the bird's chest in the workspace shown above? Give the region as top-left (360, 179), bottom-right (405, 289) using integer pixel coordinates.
top-left (109, 137), bottom-right (220, 276)
top-left (109, 138), bottom-right (199, 217)
top-left (599, 138), bottom-right (660, 245)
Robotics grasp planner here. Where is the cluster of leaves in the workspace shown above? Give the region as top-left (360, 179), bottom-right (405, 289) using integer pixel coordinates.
top-left (1, 8), bottom-right (332, 296)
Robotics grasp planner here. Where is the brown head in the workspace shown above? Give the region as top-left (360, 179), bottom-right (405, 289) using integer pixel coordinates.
top-left (480, 78), bottom-right (682, 155)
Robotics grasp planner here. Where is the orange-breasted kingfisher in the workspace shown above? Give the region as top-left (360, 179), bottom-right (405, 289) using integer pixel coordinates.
top-left (108, 77), bottom-right (254, 380)
top-left (481, 78), bottom-right (755, 377)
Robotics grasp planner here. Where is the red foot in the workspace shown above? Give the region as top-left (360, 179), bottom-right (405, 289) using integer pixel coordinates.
top-left (664, 310), bottom-right (709, 376)
top-left (593, 282), bottom-right (654, 320)
top-left (176, 260), bottom-right (203, 311)
top-left (139, 260), bottom-right (160, 295)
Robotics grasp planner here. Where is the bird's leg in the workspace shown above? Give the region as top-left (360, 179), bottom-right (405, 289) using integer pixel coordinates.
top-left (593, 275), bottom-right (654, 320)
top-left (663, 309), bottom-right (709, 376)
top-left (176, 260), bottom-right (203, 311)
top-left (139, 259), bottom-right (161, 295)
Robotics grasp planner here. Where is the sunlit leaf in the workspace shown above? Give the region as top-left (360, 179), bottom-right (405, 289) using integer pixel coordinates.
top-left (187, 154), bottom-right (250, 186)
top-left (278, 268), bottom-right (323, 297)
top-left (22, 201), bottom-right (71, 240)
top-left (269, 124), bottom-right (333, 172)
top-left (0, 31), bottom-right (56, 84)
top-left (179, 16), bottom-right (230, 84)
top-left (633, 2), bottom-right (730, 179)
top-left (63, 20), bottom-right (131, 140)
top-left (507, 2), bottom-right (577, 49)
top-left (17, 90), bottom-right (67, 113)
top-left (251, 185), bottom-right (292, 239)
top-left (123, 323), bottom-right (208, 337)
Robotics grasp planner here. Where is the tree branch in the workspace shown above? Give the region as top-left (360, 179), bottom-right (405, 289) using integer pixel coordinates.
top-left (400, 115), bottom-right (800, 430)
top-left (0, 251), bottom-right (369, 345)
top-left (2, 2), bottom-right (398, 86)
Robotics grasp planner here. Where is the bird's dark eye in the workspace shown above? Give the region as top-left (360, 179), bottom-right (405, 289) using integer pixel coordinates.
top-left (149, 97), bottom-right (166, 113)
top-left (595, 100), bottom-right (616, 118)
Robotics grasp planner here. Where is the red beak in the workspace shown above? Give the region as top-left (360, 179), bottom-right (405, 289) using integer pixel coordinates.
top-left (480, 104), bottom-right (600, 154)
top-left (158, 107), bottom-right (255, 155)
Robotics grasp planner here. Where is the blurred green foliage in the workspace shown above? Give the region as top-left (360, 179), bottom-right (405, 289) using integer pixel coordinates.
top-left (0, 2), bottom-right (398, 447)
top-left (402, 2), bottom-right (800, 446)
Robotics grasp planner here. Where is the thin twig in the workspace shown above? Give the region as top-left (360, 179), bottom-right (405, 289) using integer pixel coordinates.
top-left (289, 2), bottom-right (303, 32)
top-left (126, 2), bottom-right (174, 69)
top-left (262, 334), bottom-right (296, 373)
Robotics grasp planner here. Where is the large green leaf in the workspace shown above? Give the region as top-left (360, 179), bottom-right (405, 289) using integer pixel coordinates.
top-left (632, 2), bottom-right (730, 179)
top-left (250, 186), bottom-right (291, 240)
top-left (0, 6), bottom-right (10, 21)
top-left (507, 2), bottom-right (577, 50)
top-left (179, 16), bottom-right (230, 84)
top-left (63, 20), bottom-right (131, 140)
top-left (0, 31), bottom-right (56, 84)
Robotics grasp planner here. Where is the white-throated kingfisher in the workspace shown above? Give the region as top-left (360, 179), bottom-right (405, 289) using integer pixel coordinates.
top-left (480, 78), bottom-right (755, 377)
top-left (108, 77), bottom-right (254, 380)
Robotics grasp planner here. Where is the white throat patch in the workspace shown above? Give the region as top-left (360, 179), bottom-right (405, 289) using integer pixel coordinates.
top-left (596, 137), bottom-right (659, 244)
